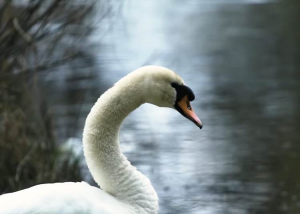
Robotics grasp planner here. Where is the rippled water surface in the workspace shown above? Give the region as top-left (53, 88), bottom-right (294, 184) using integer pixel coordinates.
top-left (44, 1), bottom-right (300, 213)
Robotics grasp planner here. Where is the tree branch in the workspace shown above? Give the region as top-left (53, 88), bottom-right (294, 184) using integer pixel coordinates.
top-left (13, 18), bottom-right (32, 43)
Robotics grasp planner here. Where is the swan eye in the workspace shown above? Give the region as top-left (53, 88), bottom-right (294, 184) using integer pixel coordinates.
top-left (187, 101), bottom-right (192, 110)
top-left (171, 82), bottom-right (195, 102)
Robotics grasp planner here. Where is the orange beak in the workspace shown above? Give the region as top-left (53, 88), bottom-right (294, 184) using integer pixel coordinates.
top-left (177, 95), bottom-right (203, 129)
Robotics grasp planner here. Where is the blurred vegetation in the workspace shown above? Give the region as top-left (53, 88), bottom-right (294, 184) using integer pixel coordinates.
top-left (277, 0), bottom-right (300, 68)
top-left (264, 1), bottom-right (300, 213)
top-left (0, 0), bottom-right (94, 194)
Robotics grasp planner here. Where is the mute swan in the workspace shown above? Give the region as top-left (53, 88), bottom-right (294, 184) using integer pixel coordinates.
top-left (0, 66), bottom-right (202, 214)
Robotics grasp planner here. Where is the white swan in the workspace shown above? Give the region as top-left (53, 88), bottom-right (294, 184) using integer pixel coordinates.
top-left (0, 66), bottom-right (202, 214)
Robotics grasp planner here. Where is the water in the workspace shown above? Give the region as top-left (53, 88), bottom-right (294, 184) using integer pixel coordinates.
top-left (43, 0), bottom-right (300, 213)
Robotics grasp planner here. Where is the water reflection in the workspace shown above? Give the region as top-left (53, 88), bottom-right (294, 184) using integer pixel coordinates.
top-left (43, 0), bottom-right (300, 213)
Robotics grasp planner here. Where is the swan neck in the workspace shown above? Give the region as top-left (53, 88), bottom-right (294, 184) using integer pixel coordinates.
top-left (83, 76), bottom-right (158, 213)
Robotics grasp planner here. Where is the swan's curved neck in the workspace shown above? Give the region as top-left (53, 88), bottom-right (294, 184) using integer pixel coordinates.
top-left (83, 74), bottom-right (158, 213)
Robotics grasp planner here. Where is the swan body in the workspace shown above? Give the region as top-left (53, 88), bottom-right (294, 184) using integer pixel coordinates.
top-left (0, 66), bottom-right (202, 214)
top-left (0, 182), bottom-right (132, 214)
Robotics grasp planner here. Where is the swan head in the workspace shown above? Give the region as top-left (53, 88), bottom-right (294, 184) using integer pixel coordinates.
top-left (136, 66), bottom-right (203, 129)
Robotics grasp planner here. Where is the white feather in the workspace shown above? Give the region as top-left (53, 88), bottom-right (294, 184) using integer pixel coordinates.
top-left (0, 66), bottom-right (184, 214)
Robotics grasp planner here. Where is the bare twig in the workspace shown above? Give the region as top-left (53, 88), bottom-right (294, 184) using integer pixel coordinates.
top-left (26, 0), bottom-right (62, 31)
top-left (33, 2), bottom-right (94, 42)
top-left (17, 51), bottom-right (80, 75)
top-left (0, 0), bottom-right (10, 17)
top-left (15, 143), bottom-right (38, 183)
top-left (13, 18), bottom-right (32, 43)
top-left (0, 0), bottom-right (97, 194)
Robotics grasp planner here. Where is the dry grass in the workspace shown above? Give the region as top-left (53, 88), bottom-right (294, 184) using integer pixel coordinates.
top-left (0, 0), bottom-right (95, 194)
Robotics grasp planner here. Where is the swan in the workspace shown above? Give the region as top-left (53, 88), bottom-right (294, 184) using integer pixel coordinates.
top-left (0, 66), bottom-right (202, 214)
